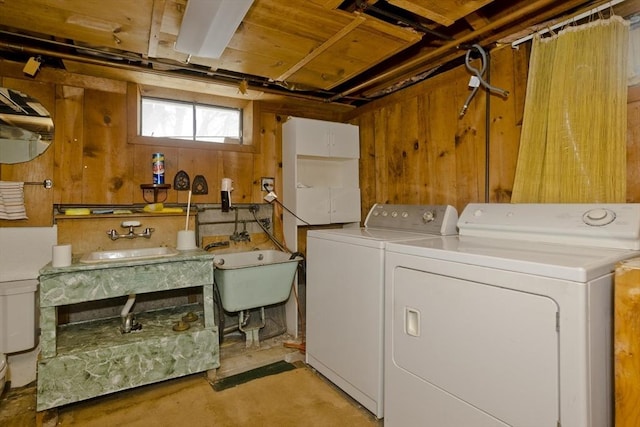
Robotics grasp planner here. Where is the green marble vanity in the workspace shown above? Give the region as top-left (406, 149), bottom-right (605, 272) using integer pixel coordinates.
top-left (36, 249), bottom-right (219, 411)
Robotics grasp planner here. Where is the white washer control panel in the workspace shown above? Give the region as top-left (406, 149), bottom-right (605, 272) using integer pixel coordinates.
top-left (365, 204), bottom-right (458, 235)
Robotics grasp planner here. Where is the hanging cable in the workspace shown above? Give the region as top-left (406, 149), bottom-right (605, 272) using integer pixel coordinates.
top-left (459, 44), bottom-right (509, 118)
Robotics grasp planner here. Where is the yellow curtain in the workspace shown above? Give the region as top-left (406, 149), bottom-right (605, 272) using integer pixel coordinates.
top-left (512, 16), bottom-right (629, 203)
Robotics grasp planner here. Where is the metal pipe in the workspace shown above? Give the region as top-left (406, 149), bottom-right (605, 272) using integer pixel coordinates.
top-left (0, 39), bottom-right (335, 104)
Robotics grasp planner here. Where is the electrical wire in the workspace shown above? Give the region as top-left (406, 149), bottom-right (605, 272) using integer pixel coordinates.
top-left (262, 183), bottom-right (311, 226)
top-left (459, 44), bottom-right (509, 118)
top-left (251, 208), bottom-right (289, 252)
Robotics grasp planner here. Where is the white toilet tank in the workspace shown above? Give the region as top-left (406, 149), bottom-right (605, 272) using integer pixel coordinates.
top-left (0, 279), bottom-right (38, 353)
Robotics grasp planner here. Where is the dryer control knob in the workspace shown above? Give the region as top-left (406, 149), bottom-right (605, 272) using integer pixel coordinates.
top-left (583, 208), bottom-right (616, 226)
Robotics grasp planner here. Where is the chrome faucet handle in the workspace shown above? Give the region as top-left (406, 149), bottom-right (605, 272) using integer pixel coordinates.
top-left (140, 228), bottom-right (155, 238)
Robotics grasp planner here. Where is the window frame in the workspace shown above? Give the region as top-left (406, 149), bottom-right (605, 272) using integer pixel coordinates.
top-left (127, 83), bottom-right (257, 153)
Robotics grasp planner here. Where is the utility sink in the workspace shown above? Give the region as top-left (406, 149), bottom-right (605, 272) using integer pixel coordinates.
top-left (79, 247), bottom-right (180, 264)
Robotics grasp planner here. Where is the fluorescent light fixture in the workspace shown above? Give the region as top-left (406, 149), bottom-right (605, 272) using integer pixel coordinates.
top-left (175, 0), bottom-right (254, 59)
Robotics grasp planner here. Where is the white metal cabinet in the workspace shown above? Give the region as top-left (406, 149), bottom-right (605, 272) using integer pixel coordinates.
top-left (282, 116), bottom-right (361, 338)
top-left (283, 116), bottom-right (361, 230)
top-left (295, 187), bottom-right (361, 225)
top-left (288, 117), bottom-right (359, 158)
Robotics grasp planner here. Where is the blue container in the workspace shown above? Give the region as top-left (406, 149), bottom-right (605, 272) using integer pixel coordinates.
top-left (152, 153), bottom-right (165, 184)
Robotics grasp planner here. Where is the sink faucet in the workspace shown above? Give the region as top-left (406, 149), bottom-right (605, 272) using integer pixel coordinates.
top-left (230, 208), bottom-right (251, 242)
top-left (107, 221), bottom-right (155, 241)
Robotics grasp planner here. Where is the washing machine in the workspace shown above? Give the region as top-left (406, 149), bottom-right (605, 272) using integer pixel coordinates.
top-left (305, 203), bottom-right (458, 418)
top-left (384, 203), bottom-right (640, 427)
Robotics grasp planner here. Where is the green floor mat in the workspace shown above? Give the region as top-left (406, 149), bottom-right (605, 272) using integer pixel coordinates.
top-left (212, 360), bottom-right (297, 391)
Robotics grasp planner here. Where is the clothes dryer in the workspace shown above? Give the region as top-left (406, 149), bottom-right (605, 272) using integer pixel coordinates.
top-left (384, 203), bottom-right (640, 427)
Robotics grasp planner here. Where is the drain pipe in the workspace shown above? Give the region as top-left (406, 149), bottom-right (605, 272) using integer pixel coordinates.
top-left (120, 294), bottom-right (140, 333)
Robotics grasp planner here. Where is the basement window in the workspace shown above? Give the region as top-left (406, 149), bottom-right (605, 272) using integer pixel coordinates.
top-left (128, 84), bottom-right (254, 152)
top-left (141, 97), bottom-right (242, 144)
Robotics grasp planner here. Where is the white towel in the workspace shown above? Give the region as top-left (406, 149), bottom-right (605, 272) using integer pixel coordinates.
top-left (0, 181), bottom-right (28, 220)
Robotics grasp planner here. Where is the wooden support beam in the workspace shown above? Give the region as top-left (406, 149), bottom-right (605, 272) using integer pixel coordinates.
top-left (276, 15), bottom-right (366, 82)
top-left (147, 0), bottom-right (166, 58)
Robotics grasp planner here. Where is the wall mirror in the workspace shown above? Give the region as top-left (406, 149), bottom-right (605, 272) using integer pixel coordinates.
top-left (0, 87), bottom-right (54, 164)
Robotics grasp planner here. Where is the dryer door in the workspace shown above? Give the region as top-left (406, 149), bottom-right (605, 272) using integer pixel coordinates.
top-left (390, 267), bottom-right (559, 427)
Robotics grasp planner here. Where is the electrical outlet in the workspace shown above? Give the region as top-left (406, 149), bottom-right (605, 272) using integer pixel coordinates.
top-left (261, 177), bottom-right (275, 192)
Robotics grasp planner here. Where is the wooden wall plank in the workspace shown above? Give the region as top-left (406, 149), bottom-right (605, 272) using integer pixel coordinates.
top-left (253, 112), bottom-right (284, 242)
top-left (252, 112), bottom-right (279, 202)
top-left (357, 111), bottom-right (376, 219)
top-left (81, 89), bottom-right (132, 204)
top-left (488, 45), bottom-right (526, 203)
top-left (384, 102), bottom-right (404, 204)
top-left (372, 108), bottom-right (389, 205)
top-left (399, 97), bottom-right (422, 203)
top-left (54, 86), bottom-right (85, 204)
top-left (429, 73), bottom-right (467, 208)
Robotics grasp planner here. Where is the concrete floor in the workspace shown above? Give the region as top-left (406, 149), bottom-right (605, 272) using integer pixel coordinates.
top-left (0, 333), bottom-right (380, 426)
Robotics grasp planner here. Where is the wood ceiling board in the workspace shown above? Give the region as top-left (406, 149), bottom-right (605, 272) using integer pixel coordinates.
top-left (243, 0), bottom-right (355, 43)
top-left (286, 20), bottom-right (420, 90)
top-left (387, 0), bottom-right (494, 27)
top-left (213, 48), bottom-right (295, 81)
top-left (226, 21), bottom-right (321, 64)
top-left (0, 0), bottom-right (154, 55)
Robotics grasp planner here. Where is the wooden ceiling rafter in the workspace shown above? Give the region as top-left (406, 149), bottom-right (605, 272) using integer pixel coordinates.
top-left (464, 12), bottom-right (491, 31)
top-left (147, 0), bottom-right (166, 58)
top-left (276, 15), bottom-right (367, 82)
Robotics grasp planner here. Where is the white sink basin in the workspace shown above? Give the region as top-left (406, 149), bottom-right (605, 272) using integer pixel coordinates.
top-left (79, 247), bottom-right (180, 264)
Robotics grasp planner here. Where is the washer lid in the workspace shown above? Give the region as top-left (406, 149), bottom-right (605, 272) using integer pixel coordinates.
top-left (307, 227), bottom-right (442, 248)
top-left (386, 236), bottom-right (639, 282)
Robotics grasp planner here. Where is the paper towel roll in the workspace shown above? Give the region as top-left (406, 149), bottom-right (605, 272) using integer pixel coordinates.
top-left (177, 230), bottom-right (197, 250)
top-left (52, 244), bottom-right (72, 267)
